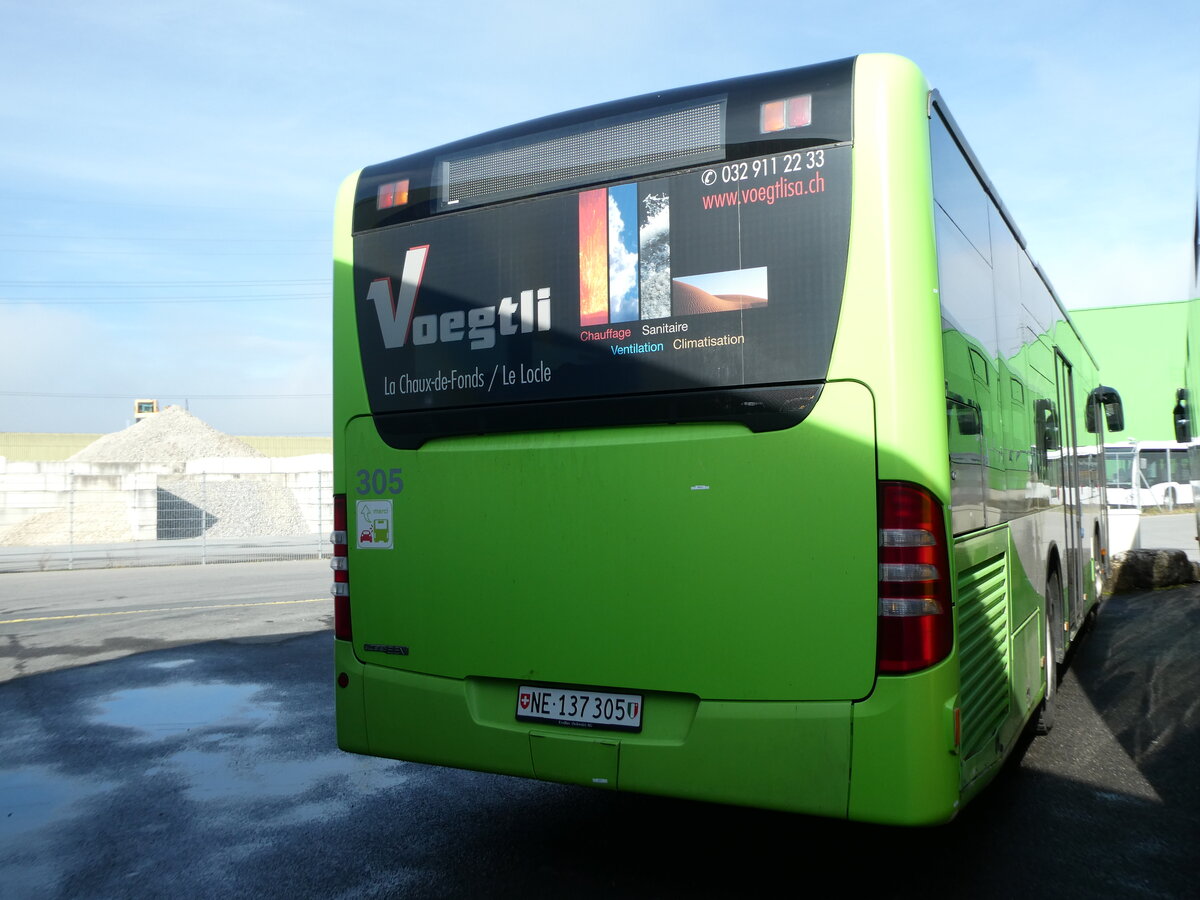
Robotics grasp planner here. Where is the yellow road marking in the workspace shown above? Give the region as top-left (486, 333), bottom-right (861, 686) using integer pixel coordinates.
top-left (0, 598), bottom-right (327, 625)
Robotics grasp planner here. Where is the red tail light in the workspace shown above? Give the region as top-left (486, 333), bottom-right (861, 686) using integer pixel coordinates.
top-left (877, 482), bottom-right (952, 673)
top-left (331, 493), bottom-right (352, 641)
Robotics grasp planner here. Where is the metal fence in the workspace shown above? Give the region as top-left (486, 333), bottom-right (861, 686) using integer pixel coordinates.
top-left (0, 464), bottom-right (333, 573)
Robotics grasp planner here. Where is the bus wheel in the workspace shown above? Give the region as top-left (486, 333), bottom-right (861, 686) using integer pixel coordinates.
top-left (1035, 571), bottom-right (1060, 736)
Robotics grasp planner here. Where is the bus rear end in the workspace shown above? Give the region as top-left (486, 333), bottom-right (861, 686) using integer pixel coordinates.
top-left (333, 55), bottom-right (959, 823)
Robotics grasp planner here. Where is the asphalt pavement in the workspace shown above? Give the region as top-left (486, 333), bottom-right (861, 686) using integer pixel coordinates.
top-left (0, 566), bottom-right (1197, 898)
top-left (0, 536), bottom-right (327, 574)
top-left (0, 560), bottom-right (331, 680)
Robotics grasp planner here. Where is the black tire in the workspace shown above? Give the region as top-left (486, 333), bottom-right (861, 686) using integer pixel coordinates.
top-left (1035, 570), bottom-right (1061, 736)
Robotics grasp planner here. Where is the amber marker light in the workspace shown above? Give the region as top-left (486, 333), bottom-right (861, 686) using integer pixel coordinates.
top-left (760, 100), bottom-right (786, 134)
top-left (376, 179), bottom-right (410, 210)
top-left (760, 95), bottom-right (812, 133)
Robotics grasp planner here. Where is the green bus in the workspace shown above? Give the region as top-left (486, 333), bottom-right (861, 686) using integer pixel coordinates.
top-left (1175, 141), bottom-right (1200, 537)
top-left (332, 53), bottom-right (1124, 825)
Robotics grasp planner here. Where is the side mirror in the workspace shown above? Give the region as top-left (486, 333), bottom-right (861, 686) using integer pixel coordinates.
top-left (1174, 387), bottom-right (1190, 444)
top-left (1086, 385), bottom-right (1124, 434)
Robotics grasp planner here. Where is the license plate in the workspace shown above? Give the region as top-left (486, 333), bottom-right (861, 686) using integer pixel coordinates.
top-left (516, 685), bottom-right (643, 733)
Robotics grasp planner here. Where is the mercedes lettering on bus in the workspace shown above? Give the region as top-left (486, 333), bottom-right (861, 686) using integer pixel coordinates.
top-left (331, 54), bottom-right (1124, 825)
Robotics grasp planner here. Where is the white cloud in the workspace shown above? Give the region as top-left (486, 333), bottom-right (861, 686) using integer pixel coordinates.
top-left (607, 194), bottom-right (639, 322)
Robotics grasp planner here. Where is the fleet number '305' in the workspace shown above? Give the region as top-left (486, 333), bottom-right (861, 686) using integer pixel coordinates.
top-left (356, 468), bottom-right (403, 494)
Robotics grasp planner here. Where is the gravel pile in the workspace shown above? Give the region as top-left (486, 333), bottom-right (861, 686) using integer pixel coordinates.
top-left (0, 500), bottom-right (129, 547)
top-left (2, 407), bottom-right (309, 545)
top-left (70, 405), bottom-right (264, 467)
top-left (157, 475), bottom-right (309, 539)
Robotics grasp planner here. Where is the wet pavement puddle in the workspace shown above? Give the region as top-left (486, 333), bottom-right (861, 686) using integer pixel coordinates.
top-left (1, 634), bottom-right (412, 895)
top-left (91, 680), bottom-right (270, 740)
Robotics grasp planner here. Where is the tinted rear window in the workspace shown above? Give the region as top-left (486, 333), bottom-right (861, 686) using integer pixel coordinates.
top-left (353, 146), bottom-right (850, 422)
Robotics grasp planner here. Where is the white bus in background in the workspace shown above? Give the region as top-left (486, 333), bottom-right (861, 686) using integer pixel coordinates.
top-left (1104, 441), bottom-right (1194, 510)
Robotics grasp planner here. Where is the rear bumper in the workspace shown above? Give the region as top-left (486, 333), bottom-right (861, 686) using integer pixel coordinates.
top-left (336, 641), bottom-right (962, 823)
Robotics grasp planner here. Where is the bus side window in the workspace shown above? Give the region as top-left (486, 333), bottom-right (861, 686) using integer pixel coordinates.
top-left (948, 391), bottom-right (982, 435)
top-left (1034, 398), bottom-right (1059, 481)
top-left (947, 394), bottom-right (986, 533)
top-left (1173, 449), bottom-right (1193, 485)
top-left (1140, 449), bottom-right (1168, 486)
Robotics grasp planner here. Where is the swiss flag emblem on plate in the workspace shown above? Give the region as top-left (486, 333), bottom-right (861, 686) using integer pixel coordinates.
top-left (519, 692), bottom-right (531, 710)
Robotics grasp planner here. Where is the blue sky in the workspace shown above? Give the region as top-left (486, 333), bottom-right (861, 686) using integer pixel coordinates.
top-left (1, 0), bottom-right (1197, 435)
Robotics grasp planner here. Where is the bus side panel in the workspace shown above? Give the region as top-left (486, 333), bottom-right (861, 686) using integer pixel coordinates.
top-left (954, 527), bottom-right (1011, 777)
top-left (831, 55), bottom-right (946, 498)
top-left (954, 525), bottom-right (1043, 793)
top-left (848, 659), bottom-right (960, 826)
top-left (1002, 519), bottom-right (1051, 726)
top-left (333, 170), bottom-right (367, 485)
top-left (847, 512), bottom-right (1058, 823)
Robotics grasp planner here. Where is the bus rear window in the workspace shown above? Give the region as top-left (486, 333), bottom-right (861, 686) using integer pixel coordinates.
top-left (352, 145), bottom-right (850, 438)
